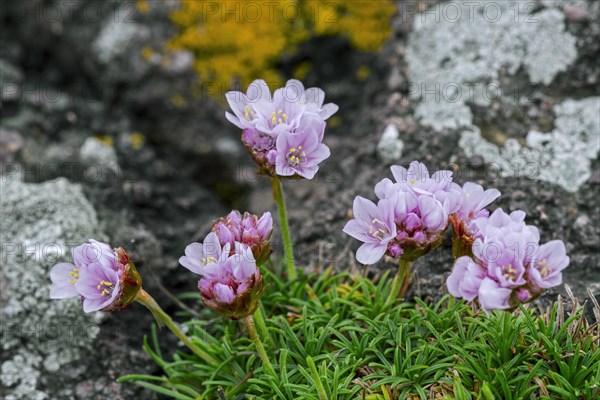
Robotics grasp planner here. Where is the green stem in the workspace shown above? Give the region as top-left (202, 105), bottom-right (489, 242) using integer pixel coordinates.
top-left (241, 314), bottom-right (276, 378)
top-left (307, 356), bottom-right (328, 400)
top-left (384, 259), bottom-right (412, 308)
top-left (254, 304), bottom-right (272, 346)
top-left (135, 289), bottom-right (218, 366)
top-left (270, 176), bottom-right (297, 280)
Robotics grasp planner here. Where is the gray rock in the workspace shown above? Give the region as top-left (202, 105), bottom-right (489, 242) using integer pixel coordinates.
top-left (0, 59), bottom-right (23, 104)
top-left (93, 12), bottom-right (143, 64)
top-left (406, 0), bottom-right (577, 131)
top-left (0, 128), bottom-right (24, 164)
top-left (460, 97), bottom-right (600, 192)
top-left (0, 177), bottom-right (104, 399)
top-left (79, 137), bottom-right (120, 175)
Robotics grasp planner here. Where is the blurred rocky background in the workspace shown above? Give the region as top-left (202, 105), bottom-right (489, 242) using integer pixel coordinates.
top-left (1, 0), bottom-right (598, 398)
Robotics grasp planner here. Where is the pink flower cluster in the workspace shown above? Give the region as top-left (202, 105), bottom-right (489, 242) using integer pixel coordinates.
top-left (447, 209), bottom-right (569, 312)
top-left (343, 160), bottom-right (569, 311)
top-left (225, 79), bottom-right (338, 179)
top-left (179, 211), bottom-right (270, 319)
top-left (343, 161), bottom-right (496, 263)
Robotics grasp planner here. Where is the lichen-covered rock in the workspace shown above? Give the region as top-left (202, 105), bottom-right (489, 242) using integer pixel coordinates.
top-left (460, 97), bottom-right (600, 192)
top-left (406, 0), bottom-right (577, 131)
top-left (0, 59), bottom-right (23, 104)
top-left (414, 102), bottom-right (473, 132)
top-left (0, 177), bottom-right (104, 399)
top-left (94, 13), bottom-right (142, 64)
top-left (79, 137), bottom-right (120, 174)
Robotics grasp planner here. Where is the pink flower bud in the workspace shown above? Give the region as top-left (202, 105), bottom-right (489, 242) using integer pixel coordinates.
top-left (212, 211), bottom-right (273, 265)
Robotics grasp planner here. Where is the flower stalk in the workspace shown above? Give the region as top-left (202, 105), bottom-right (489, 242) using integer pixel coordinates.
top-left (385, 259), bottom-right (412, 307)
top-left (271, 176), bottom-right (297, 280)
top-left (241, 313), bottom-right (276, 378)
top-left (135, 289), bottom-right (218, 366)
top-left (254, 304), bottom-right (272, 346)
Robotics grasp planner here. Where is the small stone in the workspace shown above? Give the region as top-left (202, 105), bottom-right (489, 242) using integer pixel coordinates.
top-left (80, 137), bottom-right (120, 174)
top-left (0, 128), bottom-right (24, 163)
top-left (376, 123), bottom-right (404, 163)
top-left (574, 214), bottom-right (590, 230)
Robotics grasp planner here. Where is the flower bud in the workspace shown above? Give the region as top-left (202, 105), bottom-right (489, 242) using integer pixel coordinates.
top-left (212, 210), bottom-right (273, 265)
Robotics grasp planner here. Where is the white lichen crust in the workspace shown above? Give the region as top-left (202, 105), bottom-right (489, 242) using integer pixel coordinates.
top-left (406, 0), bottom-right (577, 131)
top-left (0, 177), bottom-right (105, 399)
top-left (460, 97), bottom-right (600, 192)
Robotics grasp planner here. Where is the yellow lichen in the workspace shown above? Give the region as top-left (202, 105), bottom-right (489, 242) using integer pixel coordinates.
top-left (306, 1), bottom-right (396, 52)
top-left (356, 65), bottom-right (370, 81)
top-left (158, 0), bottom-right (395, 95)
top-left (293, 61), bottom-right (312, 80)
top-left (137, 0), bottom-right (149, 14)
top-left (170, 94), bottom-right (187, 108)
top-left (141, 46), bottom-right (154, 61)
top-left (94, 135), bottom-right (113, 147)
top-left (130, 132), bottom-right (145, 150)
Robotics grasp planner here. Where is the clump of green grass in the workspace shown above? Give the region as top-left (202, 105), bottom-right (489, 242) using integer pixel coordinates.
top-left (119, 268), bottom-right (600, 399)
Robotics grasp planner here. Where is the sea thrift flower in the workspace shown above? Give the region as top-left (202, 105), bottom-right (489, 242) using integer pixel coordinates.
top-left (446, 208), bottom-right (569, 311)
top-left (348, 161), bottom-right (460, 264)
top-left (528, 240), bottom-right (570, 290)
top-left (275, 127), bottom-right (331, 179)
top-left (212, 210), bottom-right (273, 265)
top-left (49, 240), bottom-right (142, 312)
top-left (343, 196), bottom-right (396, 264)
top-left (179, 232), bottom-right (263, 319)
top-left (225, 79), bottom-right (337, 178)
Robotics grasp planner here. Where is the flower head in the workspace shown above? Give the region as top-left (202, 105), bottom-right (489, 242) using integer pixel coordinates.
top-left (225, 79), bottom-right (337, 179)
top-left (347, 161), bottom-right (460, 264)
top-left (446, 208), bottom-right (569, 312)
top-left (49, 241), bottom-right (141, 313)
top-left (180, 232), bottom-right (263, 319)
top-left (212, 210), bottom-right (273, 265)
